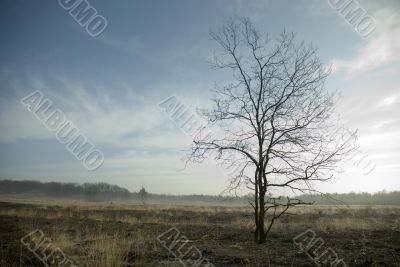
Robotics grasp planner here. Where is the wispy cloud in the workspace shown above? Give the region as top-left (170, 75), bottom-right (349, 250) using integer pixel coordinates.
top-left (331, 6), bottom-right (400, 76)
top-left (377, 94), bottom-right (399, 109)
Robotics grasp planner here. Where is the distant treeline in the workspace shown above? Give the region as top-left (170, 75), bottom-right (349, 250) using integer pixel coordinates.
top-left (0, 180), bottom-right (238, 204)
top-left (0, 180), bottom-right (399, 205)
top-left (0, 180), bottom-right (131, 201)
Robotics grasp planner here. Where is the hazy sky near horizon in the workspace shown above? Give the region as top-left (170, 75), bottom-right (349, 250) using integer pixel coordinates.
top-left (0, 0), bottom-right (399, 194)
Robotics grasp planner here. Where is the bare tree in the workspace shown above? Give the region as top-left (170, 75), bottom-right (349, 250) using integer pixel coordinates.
top-left (188, 17), bottom-right (356, 244)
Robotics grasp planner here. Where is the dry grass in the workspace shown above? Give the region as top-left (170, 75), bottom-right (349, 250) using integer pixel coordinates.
top-left (1, 201), bottom-right (398, 231)
top-left (0, 196), bottom-right (399, 266)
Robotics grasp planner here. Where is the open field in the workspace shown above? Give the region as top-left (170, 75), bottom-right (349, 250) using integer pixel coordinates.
top-left (0, 197), bottom-right (399, 267)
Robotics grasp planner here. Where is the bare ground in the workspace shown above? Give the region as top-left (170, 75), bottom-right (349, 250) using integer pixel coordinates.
top-left (0, 199), bottom-right (399, 267)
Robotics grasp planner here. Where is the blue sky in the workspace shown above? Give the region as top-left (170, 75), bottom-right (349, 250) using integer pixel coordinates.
top-left (0, 0), bottom-right (399, 194)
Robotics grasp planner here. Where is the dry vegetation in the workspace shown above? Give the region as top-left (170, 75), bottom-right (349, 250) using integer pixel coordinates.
top-left (0, 196), bottom-right (399, 266)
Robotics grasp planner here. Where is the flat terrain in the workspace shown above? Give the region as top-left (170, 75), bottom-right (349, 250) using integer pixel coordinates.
top-left (0, 196), bottom-right (399, 267)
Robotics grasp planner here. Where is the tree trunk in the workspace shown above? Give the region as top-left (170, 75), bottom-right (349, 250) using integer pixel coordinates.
top-left (254, 197), bottom-right (266, 243)
top-left (254, 172), bottom-right (259, 242)
top-left (254, 168), bottom-right (267, 244)
top-left (256, 192), bottom-right (266, 243)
